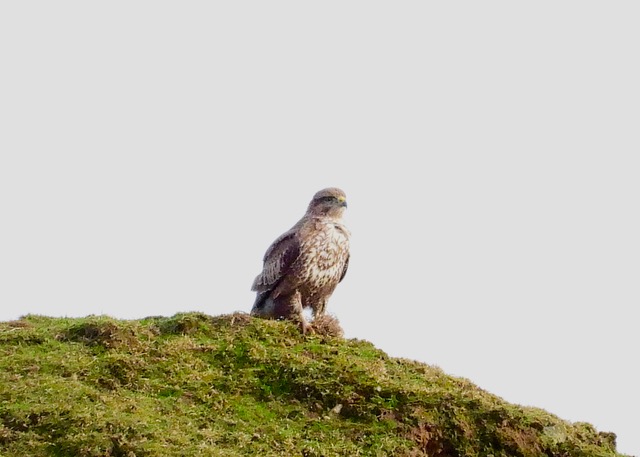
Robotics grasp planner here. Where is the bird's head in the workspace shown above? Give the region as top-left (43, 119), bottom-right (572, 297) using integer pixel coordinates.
top-left (307, 187), bottom-right (348, 218)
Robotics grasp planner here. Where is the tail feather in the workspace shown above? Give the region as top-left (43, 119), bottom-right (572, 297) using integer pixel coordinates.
top-left (250, 290), bottom-right (271, 315)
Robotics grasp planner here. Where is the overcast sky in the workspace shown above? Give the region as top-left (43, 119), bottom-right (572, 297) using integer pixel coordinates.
top-left (1, 2), bottom-right (638, 455)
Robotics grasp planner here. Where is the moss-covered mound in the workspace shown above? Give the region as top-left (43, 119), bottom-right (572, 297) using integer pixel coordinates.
top-left (0, 312), bottom-right (624, 456)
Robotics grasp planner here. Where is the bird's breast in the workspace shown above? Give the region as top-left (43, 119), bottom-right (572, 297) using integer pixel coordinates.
top-left (299, 223), bottom-right (349, 286)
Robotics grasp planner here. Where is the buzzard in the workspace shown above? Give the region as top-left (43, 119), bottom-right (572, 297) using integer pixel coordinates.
top-left (250, 187), bottom-right (350, 334)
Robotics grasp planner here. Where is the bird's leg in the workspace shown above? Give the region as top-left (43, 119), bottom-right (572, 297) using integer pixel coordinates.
top-left (312, 299), bottom-right (327, 319)
top-left (289, 291), bottom-right (313, 335)
top-left (305, 299), bottom-right (328, 335)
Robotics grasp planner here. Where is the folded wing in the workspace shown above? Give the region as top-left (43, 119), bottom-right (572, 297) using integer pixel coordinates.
top-left (251, 231), bottom-right (301, 292)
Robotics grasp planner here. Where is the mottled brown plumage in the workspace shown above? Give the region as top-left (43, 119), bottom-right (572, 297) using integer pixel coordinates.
top-left (250, 188), bottom-right (350, 334)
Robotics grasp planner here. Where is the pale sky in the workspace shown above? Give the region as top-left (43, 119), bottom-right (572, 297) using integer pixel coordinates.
top-left (1, 2), bottom-right (638, 455)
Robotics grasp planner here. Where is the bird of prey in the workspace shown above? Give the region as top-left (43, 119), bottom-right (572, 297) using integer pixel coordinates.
top-left (250, 187), bottom-right (350, 334)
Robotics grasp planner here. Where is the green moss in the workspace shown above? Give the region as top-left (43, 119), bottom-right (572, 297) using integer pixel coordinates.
top-left (0, 313), bottom-right (627, 457)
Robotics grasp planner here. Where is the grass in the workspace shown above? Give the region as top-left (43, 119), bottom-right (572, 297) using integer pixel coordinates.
top-left (0, 312), bottom-right (626, 457)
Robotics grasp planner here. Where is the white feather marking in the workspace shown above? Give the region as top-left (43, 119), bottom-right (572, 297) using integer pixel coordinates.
top-left (300, 220), bottom-right (350, 289)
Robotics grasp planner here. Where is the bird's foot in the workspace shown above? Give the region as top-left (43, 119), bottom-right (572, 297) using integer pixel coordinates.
top-left (299, 320), bottom-right (314, 335)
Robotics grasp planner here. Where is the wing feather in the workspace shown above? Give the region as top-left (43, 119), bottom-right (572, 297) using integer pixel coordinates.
top-left (339, 253), bottom-right (349, 283)
top-left (251, 231), bottom-right (301, 292)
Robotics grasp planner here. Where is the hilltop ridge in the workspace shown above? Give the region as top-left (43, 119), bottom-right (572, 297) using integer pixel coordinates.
top-left (0, 312), bottom-right (626, 456)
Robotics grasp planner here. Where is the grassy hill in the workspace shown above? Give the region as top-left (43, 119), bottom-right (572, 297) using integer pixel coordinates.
top-left (0, 312), bottom-right (625, 457)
